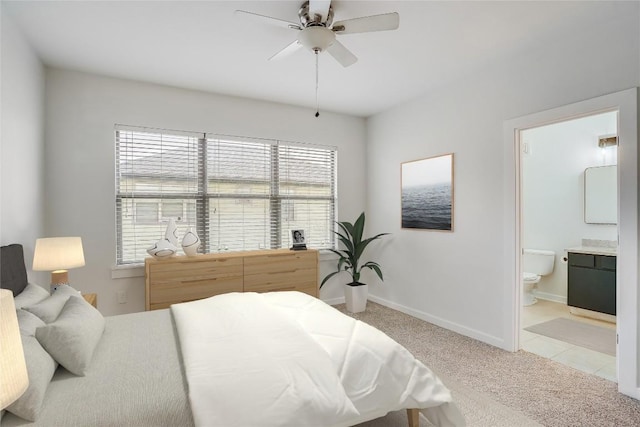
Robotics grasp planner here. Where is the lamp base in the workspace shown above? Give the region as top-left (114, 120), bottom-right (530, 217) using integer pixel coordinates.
top-left (50, 270), bottom-right (69, 294)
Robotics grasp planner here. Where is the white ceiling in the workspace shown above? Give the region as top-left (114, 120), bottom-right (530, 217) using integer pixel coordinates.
top-left (2, 1), bottom-right (625, 117)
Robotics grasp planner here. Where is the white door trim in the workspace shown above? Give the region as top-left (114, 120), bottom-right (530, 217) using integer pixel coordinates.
top-left (503, 88), bottom-right (639, 399)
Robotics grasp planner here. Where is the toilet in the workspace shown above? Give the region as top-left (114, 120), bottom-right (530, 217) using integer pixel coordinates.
top-left (522, 249), bottom-right (555, 306)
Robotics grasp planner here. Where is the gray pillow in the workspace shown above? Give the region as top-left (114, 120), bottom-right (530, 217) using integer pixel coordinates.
top-left (16, 309), bottom-right (46, 336)
top-left (23, 285), bottom-right (81, 323)
top-left (6, 323), bottom-right (58, 421)
top-left (14, 283), bottom-right (49, 309)
top-left (35, 296), bottom-right (105, 376)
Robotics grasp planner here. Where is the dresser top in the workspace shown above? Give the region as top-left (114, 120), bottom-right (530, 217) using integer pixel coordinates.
top-left (145, 248), bottom-right (318, 265)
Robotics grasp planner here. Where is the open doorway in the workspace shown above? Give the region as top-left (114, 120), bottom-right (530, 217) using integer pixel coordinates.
top-left (502, 88), bottom-right (639, 400)
top-left (519, 111), bottom-right (617, 381)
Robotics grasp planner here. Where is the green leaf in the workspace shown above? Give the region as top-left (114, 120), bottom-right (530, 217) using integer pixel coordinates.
top-left (336, 234), bottom-right (355, 254)
top-left (337, 221), bottom-right (355, 241)
top-left (328, 248), bottom-right (344, 258)
top-left (352, 212), bottom-right (365, 245)
top-left (320, 270), bottom-right (343, 288)
top-left (353, 232), bottom-right (389, 262)
top-left (363, 262), bottom-right (384, 282)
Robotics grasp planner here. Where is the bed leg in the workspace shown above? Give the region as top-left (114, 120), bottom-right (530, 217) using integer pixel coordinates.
top-left (407, 408), bottom-right (419, 427)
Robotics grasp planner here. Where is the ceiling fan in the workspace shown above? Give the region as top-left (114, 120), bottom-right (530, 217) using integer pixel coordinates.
top-left (235, 0), bottom-right (400, 67)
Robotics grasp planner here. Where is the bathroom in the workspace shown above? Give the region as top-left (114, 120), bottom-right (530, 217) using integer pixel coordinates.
top-left (520, 111), bottom-right (617, 381)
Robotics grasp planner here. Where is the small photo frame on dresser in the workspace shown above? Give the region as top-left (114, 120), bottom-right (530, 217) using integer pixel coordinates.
top-left (290, 229), bottom-right (307, 251)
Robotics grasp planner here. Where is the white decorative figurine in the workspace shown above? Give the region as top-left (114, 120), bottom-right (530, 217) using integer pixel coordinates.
top-left (165, 218), bottom-right (179, 247)
top-left (182, 227), bottom-right (201, 257)
top-left (147, 238), bottom-right (178, 260)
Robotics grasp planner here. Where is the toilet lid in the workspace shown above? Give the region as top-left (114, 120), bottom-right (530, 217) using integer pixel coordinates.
top-left (523, 272), bottom-right (539, 281)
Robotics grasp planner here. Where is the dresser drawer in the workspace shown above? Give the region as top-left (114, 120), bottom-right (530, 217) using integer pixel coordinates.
top-left (149, 256), bottom-right (242, 274)
top-left (244, 250), bottom-right (317, 295)
top-left (147, 257), bottom-right (243, 310)
top-left (243, 250), bottom-right (316, 275)
top-left (148, 275), bottom-right (243, 308)
top-left (244, 268), bottom-right (317, 293)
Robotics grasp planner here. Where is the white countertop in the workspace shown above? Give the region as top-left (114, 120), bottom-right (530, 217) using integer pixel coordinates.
top-left (566, 246), bottom-right (617, 256)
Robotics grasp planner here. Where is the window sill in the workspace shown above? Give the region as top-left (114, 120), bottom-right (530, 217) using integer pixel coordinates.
top-left (319, 249), bottom-right (339, 262)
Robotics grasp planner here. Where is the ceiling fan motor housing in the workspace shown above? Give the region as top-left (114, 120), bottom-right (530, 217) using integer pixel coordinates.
top-left (298, 1), bottom-right (334, 27)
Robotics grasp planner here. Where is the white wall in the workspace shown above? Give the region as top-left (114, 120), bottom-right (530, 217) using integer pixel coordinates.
top-left (365, 5), bottom-right (639, 346)
top-left (0, 8), bottom-right (48, 285)
top-left (44, 69), bottom-right (366, 315)
top-left (522, 112), bottom-right (618, 301)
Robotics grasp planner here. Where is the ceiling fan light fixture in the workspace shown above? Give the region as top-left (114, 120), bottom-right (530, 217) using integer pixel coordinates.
top-left (298, 26), bottom-right (335, 52)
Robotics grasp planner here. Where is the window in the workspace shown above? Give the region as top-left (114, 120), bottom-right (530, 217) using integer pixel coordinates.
top-left (115, 126), bottom-right (337, 265)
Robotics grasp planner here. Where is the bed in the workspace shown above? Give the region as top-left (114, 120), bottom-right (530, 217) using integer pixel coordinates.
top-left (1, 244), bottom-right (465, 427)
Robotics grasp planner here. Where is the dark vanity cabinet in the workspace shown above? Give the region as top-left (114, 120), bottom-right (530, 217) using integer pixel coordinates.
top-left (567, 252), bottom-right (616, 315)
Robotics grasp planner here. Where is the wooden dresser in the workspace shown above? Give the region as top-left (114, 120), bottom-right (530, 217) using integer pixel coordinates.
top-left (145, 249), bottom-right (318, 310)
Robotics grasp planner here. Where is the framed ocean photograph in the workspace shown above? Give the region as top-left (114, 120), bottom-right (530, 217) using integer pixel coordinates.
top-left (401, 153), bottom-right (454, 231)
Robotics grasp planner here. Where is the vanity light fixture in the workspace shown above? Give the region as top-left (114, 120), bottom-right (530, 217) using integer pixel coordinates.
top-left (598, 135), bottom-right (618, 149)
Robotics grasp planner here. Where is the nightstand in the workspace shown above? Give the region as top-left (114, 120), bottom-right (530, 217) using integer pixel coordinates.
top-left (82, 293), bottom-right (97, 308)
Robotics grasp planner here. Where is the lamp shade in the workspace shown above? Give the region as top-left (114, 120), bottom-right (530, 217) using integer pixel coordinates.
top-left (32, 237), bottom-right (85, 271)
top-left (0, 289), bottom-right (28, 409)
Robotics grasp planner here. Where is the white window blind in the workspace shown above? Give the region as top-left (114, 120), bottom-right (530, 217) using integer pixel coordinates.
top-left (115, 126), bottom-right (337, 265)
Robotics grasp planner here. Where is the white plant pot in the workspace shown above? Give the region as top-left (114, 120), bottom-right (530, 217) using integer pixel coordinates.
top-left (344, 283), bottom-right (368, 313)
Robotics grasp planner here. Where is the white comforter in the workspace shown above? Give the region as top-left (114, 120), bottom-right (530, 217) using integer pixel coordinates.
top-left (171, 291), bottom-right (464, 427)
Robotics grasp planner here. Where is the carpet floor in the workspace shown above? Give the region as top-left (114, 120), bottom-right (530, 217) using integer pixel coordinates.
top-left (337, 302), bottom-right (640, 427)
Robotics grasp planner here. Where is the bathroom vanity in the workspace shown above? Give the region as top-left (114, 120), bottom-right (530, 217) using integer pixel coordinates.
top-left (567, 247), bottom-right (616, 317)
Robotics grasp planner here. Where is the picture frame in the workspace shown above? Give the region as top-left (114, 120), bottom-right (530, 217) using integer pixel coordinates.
top-left (290, 229), bottom-right (307, 250)
top-left (401, 153), bottom-right (454, 231)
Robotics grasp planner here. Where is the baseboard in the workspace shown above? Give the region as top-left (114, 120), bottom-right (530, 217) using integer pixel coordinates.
top-left (367, 294), bottom-right (506, 350)
top-left (324, 293), bottom-right (507, 350)
top-left (322, 296), bottom-right (345, 306)
top-left (533, 291), bottom-right (567, 304)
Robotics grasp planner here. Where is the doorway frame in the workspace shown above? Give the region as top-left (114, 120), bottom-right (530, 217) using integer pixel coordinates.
top-left (503, 88), bottom-right (639, 399)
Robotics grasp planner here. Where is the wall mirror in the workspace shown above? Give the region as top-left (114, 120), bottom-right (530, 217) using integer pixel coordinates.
top-left (584, 165), bottom-right (617, 224)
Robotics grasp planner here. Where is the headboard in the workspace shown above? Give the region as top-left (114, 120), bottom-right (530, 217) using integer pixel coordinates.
top-left (1, 244), bottom-right (28, 296)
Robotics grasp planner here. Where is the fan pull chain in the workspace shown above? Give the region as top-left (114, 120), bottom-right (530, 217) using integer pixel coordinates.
top-left (315, 49), bottom-right (320, 118)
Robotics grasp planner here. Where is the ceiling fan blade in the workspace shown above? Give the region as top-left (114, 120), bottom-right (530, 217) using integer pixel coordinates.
top-left (308, 0), bottom-right (332, 23)
top-left (326, 40), bottom-right (357, 67)
top-left (234, 10), bottom-right (301, 31)
top-left (268, 39), bottom-right (303, 61)
top-left (332, 12), bottom-right (399, 34)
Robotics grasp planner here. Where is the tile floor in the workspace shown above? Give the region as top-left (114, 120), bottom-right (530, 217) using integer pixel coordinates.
top-left (520, 299), bottom-right (617, 382)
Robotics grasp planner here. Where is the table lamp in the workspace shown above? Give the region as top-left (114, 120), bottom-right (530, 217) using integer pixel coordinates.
top-left (32, 237), bottom-right (85, 294)
top-left (0, 289), bottom-right (29, 409)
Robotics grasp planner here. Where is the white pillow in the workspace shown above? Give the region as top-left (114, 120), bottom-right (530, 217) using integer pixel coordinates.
top-left (6, 313), bottom-right (58, 422)
top-left (23, 285), bottom-right (81, 323)
top-left (35, 296), bottom-right (105, 376)
top-left (13, 283), bottom-right (49, 309)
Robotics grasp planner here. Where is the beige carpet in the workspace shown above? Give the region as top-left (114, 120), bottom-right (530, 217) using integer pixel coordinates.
top-left (338, 302), bottom-right (640, 427)
top-left (356, 373), bottom-right (542, 426)
top-left (525, 317), bottom-right (616, 356)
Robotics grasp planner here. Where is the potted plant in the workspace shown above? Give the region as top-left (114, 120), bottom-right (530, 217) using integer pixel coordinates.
top-left (320, 212), bottom-right (389, 313)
